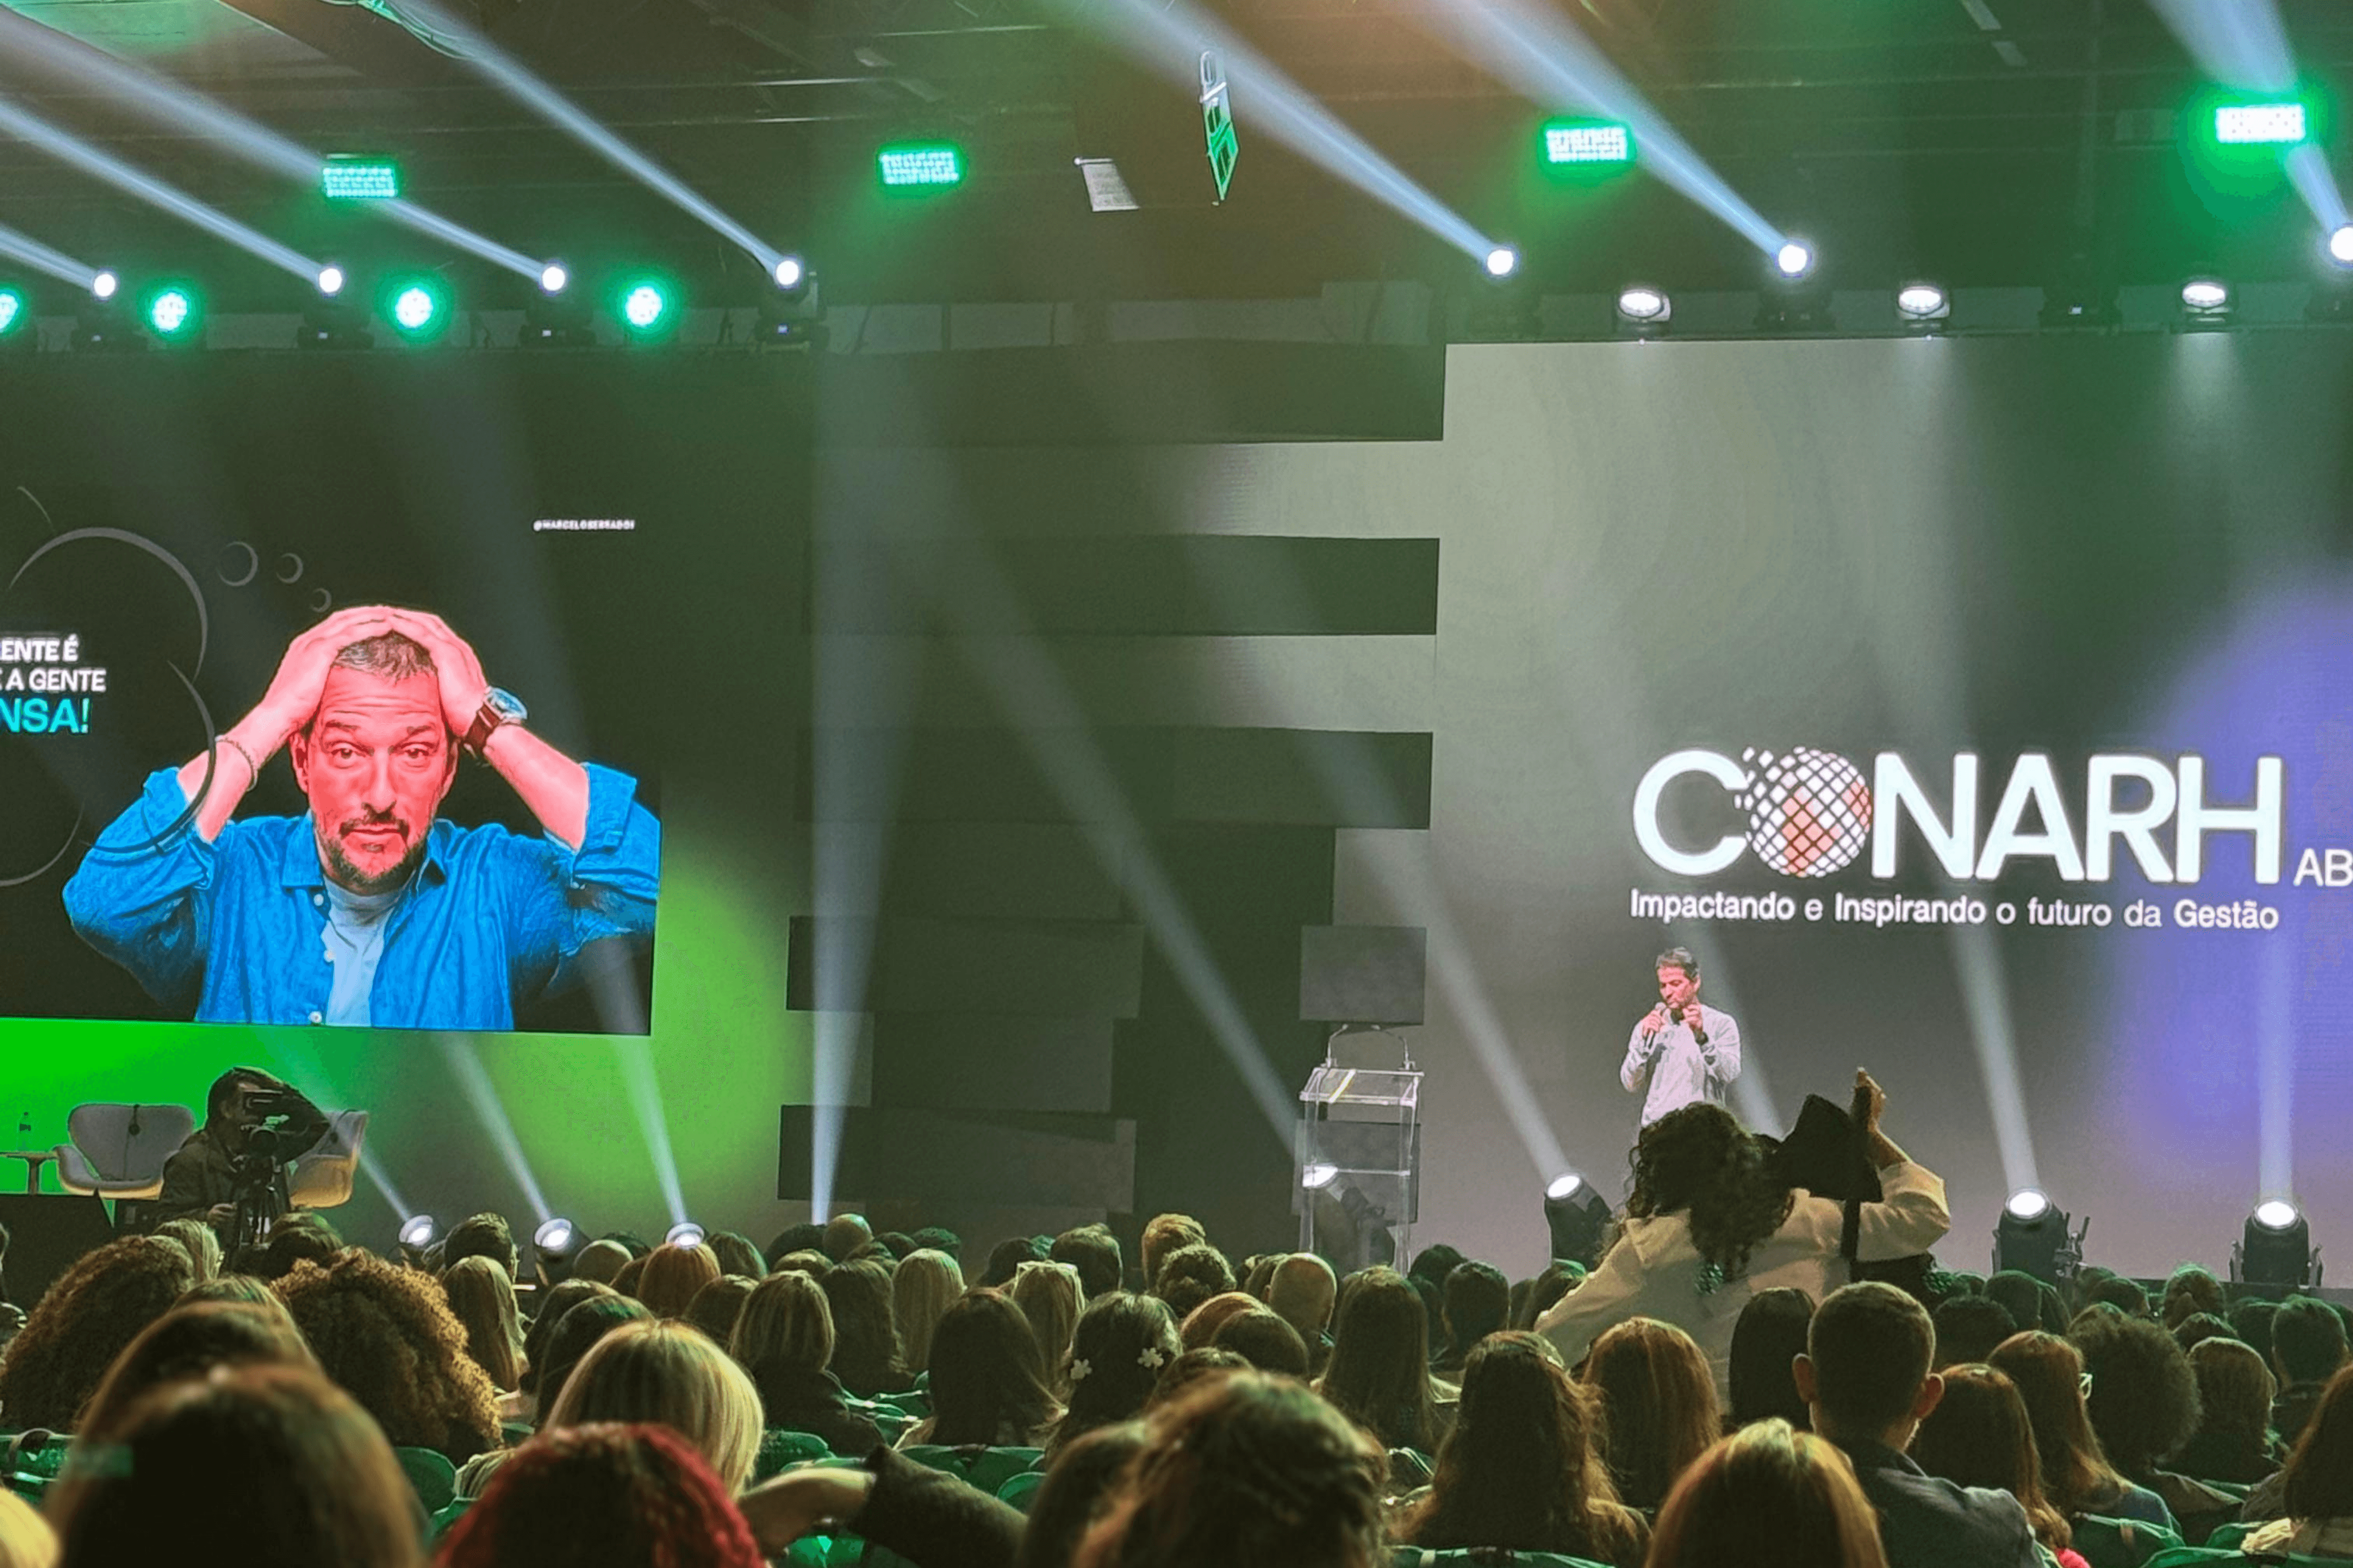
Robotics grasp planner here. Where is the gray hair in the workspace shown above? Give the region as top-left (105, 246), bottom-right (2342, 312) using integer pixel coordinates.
top-left (331, 631), bottom-right (435, 681)
top-left (1655, 946), bottom-right (1700, 980)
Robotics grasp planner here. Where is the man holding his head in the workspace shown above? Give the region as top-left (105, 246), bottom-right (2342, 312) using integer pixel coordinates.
top-left (1794, 1281), bottom-right (2040, 1568)
top-left (66, 606), bottom-right (659, 1029)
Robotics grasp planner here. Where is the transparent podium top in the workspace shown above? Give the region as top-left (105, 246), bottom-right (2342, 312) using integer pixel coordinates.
top-left (1300, 1064), bottom-right (1422, 1110)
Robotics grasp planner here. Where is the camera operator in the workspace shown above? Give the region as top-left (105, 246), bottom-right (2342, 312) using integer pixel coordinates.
top-left (153, 1068), bottom-right (330, 1247)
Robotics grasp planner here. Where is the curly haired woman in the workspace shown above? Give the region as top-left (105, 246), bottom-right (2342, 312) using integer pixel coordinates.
top-left (1535, 1070), bottom-right (1948, 1399)
top-left (0, 1236), bottom-right (195, 1431)
top-left (276, 1248), bottom-right (502, 1463)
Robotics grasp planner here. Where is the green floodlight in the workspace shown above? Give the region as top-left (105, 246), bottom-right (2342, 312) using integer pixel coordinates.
top-left (2214, 101), bottom-right (2308, 146)
top-left (322, 156), bottom-right (402, 200)
top-left (877, 142), bottom-right (964, 189)
top-left (617, 278), bottom-right (675, 338)
top-left (1542, 118), bottom-right (1634, 166)
top-left (144, 283), bottom-right (202, 342)
top-left (383, 276), bottom-right (448, 341)
top-left (0, 288), bottom-right (24, 337)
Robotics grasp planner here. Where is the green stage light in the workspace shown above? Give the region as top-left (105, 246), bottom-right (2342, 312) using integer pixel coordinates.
top-left (877, 142), bottom-right (964, 189)
top-left (322, 157), bottom-right (402, 200)
top-left (2215, 101), bottom-right (2307, 145)
top-left (384, 277), bottom-right (448, 340)
top-left (144, 283), bottom-right (201, 342)
top-left (1542, 118), bottom-right (1634, 165)
top-left (618, 279), bottom-right (674, 337)
top-left (0, 288), bottom-right (23, 336)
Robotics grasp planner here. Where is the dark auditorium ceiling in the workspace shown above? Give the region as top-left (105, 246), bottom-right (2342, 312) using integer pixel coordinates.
top-left (3, 0), bottom-right (2352, 310)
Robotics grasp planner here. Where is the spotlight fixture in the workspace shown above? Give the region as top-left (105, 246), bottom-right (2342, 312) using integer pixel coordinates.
top-left (753, 261), bottom-right (822, 348)
top-left (664, 1220), bottom-right (706, 1248)
top-left (540, 262), bottom-right (570, 295)
top-left (321, 155), bottom-right (403, 200)
top-left (73, 272), bottom-right (142, 353)
top-left (773, 255), bottom-right (807, 292)
top-left (144, 283), bottom-right (202, 345)
top-left (2181, 277), bottom-right (2233, 326)
top-left (399, 1214), bottom-right (440, 1248)
top-left (1300, 1162), bottom-right (1340, 1191)
top-left (300, 270), bottom-right (373, 350)
top-left (617, 278), bottom-right (675, 341)
top-left (1757, 242), bottom-right (1833, 333)
top-left (522, 264), bottom-right (595, 348)
top-left (90, 271), bottom-right (118, 301)
top-left (2235, 1199), bottom-right (2318, 1290)
top-left (1541, 119), bottom-right (1633, 167)
top-left (316, 265), bottom-right (346, 298)
top-left (2213, 101), bottom-right (2308, 147)
top-left (0, 286), bottom-right (27, 341)
top-left (877, 141), bottom-right (965, 190)
top-left (533, 1216), bottom-right (585, 1282)
top-left (1992, 1186), bottom-right (2085, 1285)
top-left (1483, 245), bottom-right (1520, 280)
top-left (384, 276), bottom-right (450, 342)
top-left (1774, 240), bottom-right (1816, 279)
top-left (1895, 282), bottom-right (1951, 329)
top-left (2330, 225), bottom-right (2353, 268)
top-left (1616, 285), bottom-right (1671, 335)
top-left (1542, 1171), bottom-right (1612, 1269)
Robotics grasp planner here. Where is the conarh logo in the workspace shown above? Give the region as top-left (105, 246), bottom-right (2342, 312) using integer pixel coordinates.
top-left (1635, 748), bottom-right (2284, 885)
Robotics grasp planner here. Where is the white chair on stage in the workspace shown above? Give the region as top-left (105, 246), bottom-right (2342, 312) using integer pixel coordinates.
top-left (290, 1110), bottom-right (369, 1211)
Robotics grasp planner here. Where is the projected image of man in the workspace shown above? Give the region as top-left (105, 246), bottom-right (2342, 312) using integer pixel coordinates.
top-left (64, 606), bottom-right (659, 1029)
top-left (1620, 946), bottom-right (1741, 1129)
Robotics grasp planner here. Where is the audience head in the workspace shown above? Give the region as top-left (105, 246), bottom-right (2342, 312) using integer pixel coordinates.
top-left (277, 1248), bottom-right (502, 1460)
top-left (891, 1248), bottom-right (964, 1375)
top-left (1627, 1102), bottom-right (1792, 1281)
top-left (2283, 1363), bottom-right (2353, 1523)
top-left (1240, 1254), bottom-right (1279, 1303)
top-left (985, 1234), bottom-right (1051, 1290)
top-left (816, 1259), bottom-right (903, 1394)
top-left (1017, 1422), bottom-right (1150, 1568)
top-left (908, 1225), bottom-right (962, 1263)
top-left (1934, 1293), bottom-right (2019, 1368)
top-left (1796, 1281), bottom-right (1939, 1448)
top-left (178, 1273), bottom-right (287, 1313)
top-left (535, 1295), bottom-right (653, 1429)
top-left (635, 1242), bottom-right (721, 1320)
top-left (1520, 1260), bottom-right (1585, 1329)
top-left (47, 1365), bottom-right (419, 1568)
top-left (1440, 1262), bottom-right (1510, 1364)
top-left (1139, 1214), bottom-right (1206, 1294)
top-left (1317, 1265), bottom-right (1440, 1453)
top-left (544, 1319), bottom-right (762, 1494)
top-left (1150, 1346), bottom-right (1249, 1406)
top-left (443, 1212), bottom-right (519, 1282)
top-left (2160, 1265), bottom-right (2227, 1330)
top-left (1152, 1243), bottom-right (1236, 1322)
top-left (927, 1287), bottom-right (1061, 1447)
top-left (1013, 1259), bottom-right (1087, 1381)
top-left (1909, 1362), bottom-right (2071, 1554)
top-left (2189, 1335), bottom-right (2278, 1457)
top-left (444, 1253), bottom-right (528, 1392)
top-left (1055, 1293), bottom-right (1183, 1452)
top-left (1212, 1310), bottom-right (1310, 1377)
top-left (1985, 1271), bottom-right (2054, 1336)
top-left (438, 1421), bottom-right (764, 1568)
top-left (0, 1236), bottom-right (195, 1430)
top-left (1584, 1316), bottom-right (1721, 1510)
top-left (1073, 1370), bottom-right (1385, 1568)
top-left (873, 1231), bottom-right (914, 1261)
top-left (0, 1493), bottom-right (50, 1568)
top-left (74, 1301), bottom-right (317, 1440)
top-left (2172, 1312), bottom-right (2235, 1354)
top-left (1988, 1330), bottom-right (2121, 1516)
top-left (2230, 1298), bottom-right (2280, 1365)
top-left (705, 1232), bottom-right (766, 1281)
top-left (763, 1223), bottom-right (825, 1267)
top-left (1729, 1287), bottom-right (1816, 1431)
top-left (151, 1219), bottom-right (221, 1284)
top-left (683, 1276), bottom-right (756, 1347)
top-left (730, 1269), bottom-right (834, 1379)
top-left (1401, 1331), bottom-right (1642, 1561)
top-left (771, 1249), bottom-right (830, 1280)
top-left (1178, 1291), bottom-right (1261, 1352)
top-left (571, 1239), bottom-right (632, 1288)
top-left (2084, 1274), bottom-right (2150, 1319)
top-left (2070, 1309), bottom-right (2201, 1480)
top-left (1051, 1224), bottom-right (1124, 1301)
top-left (1406, 1243), bottom-right (1467, 1293)
top-left (2274, 1294), bottom-right (2351, 1387)
top-left (1646, 1419), bottom-right (1889, 1568)
top-left (255, 1213), bottom-right (344, 1281)
top-left (1268, 1252), bottom-right (1339, 1342)
top-left (821, 1213), bottom-right (872, 1263)
top-left (521, 1279), bottom-right (616, 1396)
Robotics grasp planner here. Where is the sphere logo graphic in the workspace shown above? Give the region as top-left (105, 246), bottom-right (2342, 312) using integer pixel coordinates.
top-left (1737, 746), bottom-right (1873, 877)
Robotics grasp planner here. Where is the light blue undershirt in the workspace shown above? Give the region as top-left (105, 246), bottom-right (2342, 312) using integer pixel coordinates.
top-left (321, 879), bottom-right (404, 1027)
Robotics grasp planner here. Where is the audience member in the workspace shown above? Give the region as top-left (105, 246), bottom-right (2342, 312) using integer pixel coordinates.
top-left (822, 1213), bottom-right (874, 1264)
top-left (1212, 1310), bottom-right (1311, 1377)
top-left (684, 1275), bottom-right (756, 1346)
top-left (2071, 1309), bottom-right (2234, 1524)
top-left (1646, 1419), bottom-right (1890, 1568)
top-left (908, 1288), bottom-right (1063, 1448)
top-left (1583, 1317), bottom-right (1722, 1512)
top-left (1051, 1293), bottom-right (1182, 1455)
top-left (1795, 1282), bottom-right (2039, 1568)
top-left (534, 1296), bottom-right (653, 1432)
top-left (0, 1492), bottom-right (51, 1568)
top-left (984, 1235), bottom-right (1050, 1290)
top-left (1176, 1290), bottom-right (1260, 1352)
top-left (151, 1218), bottom-right (222, 1284)
top-left (771, 1249), bottom-right (831, 1281)
top-left (818, 1259), bottom-right (906, 1398)
top-left (545, 1319), bottom-right (763, 1493)
top-left (1239, 1253), bottom-right (1279, 1303)
top-left (2159, 1266), bottom-right (2227, 1331)
top-left (1909, 1362), bottom-right (2087, 1568)
top-left (1407, 1244), bottom-right (1467, 1297)
top-left (571, 1239), bottom-right (632, 1288)
top-left (1934, 1294), bottom-right (2018, 1369)
top-left (444, 1212), bottom-right (519, 1281)
top-left (729, 1270), bottom-right (882, 1458)
top-left (1151, 1346), bottom-right (1249, 1406)
top-left (1434, 1261), bottom-right (1509, 1377)
top-left (1267, 1252), bottom-right (1339, 1373)
top-left (1515, 1260), bottom-right (1585, 1332)
top-left (73, 1300), bottom-right (317, 1439)
top-left (1537, 1073), bottom-right (1949, 1396)
top-left (707, 1232), bottom-right (768, 1281)
top-left (2175, 1335), bottom-right (2282, 1484)
top-left (1072, 1370), bottom-right (1385, 1568)
top-left (278, 1248), bottom-right (503, 1464)
top-left (1316, 1265), bottom-right (1446, 1454)
top-left (2173, 1313), bottom-right (2236, 1353)
top-left (1012, 1259), bottom-right (1085, 1384)
top-left (1138, 1214), bottom-right (1206, 1296)
top-left (178, 1273), bottom-right (290, 1314)
top-left (0, 1236), bottom-right (195, 1431)
top-left (891, 1248), bottom-right (964, 1376)
top-left (48, 1365), bottom-right (419, 1568)
top-left (2243, 1362), bottom-right (2353, 1557)
top-left (2083, 1275), bottom-right (2151, 1319)
top-left (1016, 1422), bottom-right (1150, 1568)
top-left (518, 1279), bottom-right (614, 1405)
top-left (2272, 1294), bottom-right (2350, 1448)
top-left (874, 1232), bottom-right (915, 1262)
top-left (1989, 1331), bottom-right (2175, 1529)
top-left (1985, 1271), bottom-right (2058, 1337)
top-left (1152, 1243), bottom-right (1236, 1322)
top-left (1051, 1224), bottom-right (1124, 1301)
top-left (908, 1226), bottom-right (962, 1263)
top-left (764, 1224), bottom-right (825, 1267)
top-left (1729, 1287), bottom-right (1816, 1432)
top-left (2230, 1298), bottom-right (2280, 1367)
top-left (610, 1254), bottom-right (650, 1300)
top-left (602, 1233), bottom-right (656, 1260)
top-left (438, 1422), bottom-right (764, 1568)
top-left (636, 1242), bottom-right (722, 1320)
top-left (445, 1254), bottom-right (528, 1393)
top-left (1397, 1331), bottom-right (1647, 1567)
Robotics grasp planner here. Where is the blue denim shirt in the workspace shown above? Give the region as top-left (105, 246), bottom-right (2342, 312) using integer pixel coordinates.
top-left (62, 763), bottom-right (660, 1029)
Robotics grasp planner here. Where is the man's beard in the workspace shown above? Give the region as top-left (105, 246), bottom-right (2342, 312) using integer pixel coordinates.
top-left (319, 820), bottom-right (428, 895)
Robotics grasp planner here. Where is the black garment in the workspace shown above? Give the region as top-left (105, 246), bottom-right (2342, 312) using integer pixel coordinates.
top-left (1836, 1437), bottom-right (2041, 1568)
top-left (2171, 1429), bottom-right (2280, 1487)
top-left (151, 1088), bottom-right (329, 1238)
top-left (2276, 1380), bottom-right (2330, 1448)
top-left (851, 1443), bottom-right (1024, 1568)
top-left (750, 1363), bottom-right (884, 1457)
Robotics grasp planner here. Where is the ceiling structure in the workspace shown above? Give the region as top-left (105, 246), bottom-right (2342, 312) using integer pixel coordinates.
top-left (1, 0), bottom-right (2350, 312)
